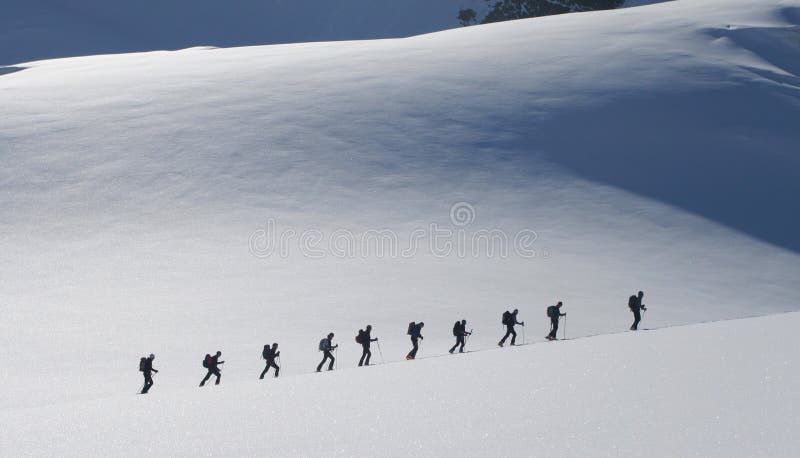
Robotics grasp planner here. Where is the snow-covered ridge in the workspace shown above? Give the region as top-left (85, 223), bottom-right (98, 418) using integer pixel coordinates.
top-left (0, 0), bottom-right (487, 66)
top-left (1, 0), bottom-right (799, 421)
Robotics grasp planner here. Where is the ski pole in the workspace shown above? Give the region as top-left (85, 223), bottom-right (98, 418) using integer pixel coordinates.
top-left (522, 324), bottom-right (526, 345)
top-left (335, 347), bottom-right (338, 370)
top-left (376, 339), bottom-right (384, 364)
top-left (563, 315), bottom-right (567, 340)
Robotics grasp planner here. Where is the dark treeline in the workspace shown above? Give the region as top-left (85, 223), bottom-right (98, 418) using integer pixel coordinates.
top-left (459, 0), bottom-right (625, 26)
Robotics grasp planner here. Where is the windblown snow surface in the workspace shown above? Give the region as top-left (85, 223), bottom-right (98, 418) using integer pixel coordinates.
top-left (1, 0), bottom-right (799, 455)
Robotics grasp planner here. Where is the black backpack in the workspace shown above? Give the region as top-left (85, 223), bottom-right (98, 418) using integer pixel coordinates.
top-left (355, 330), bottom-right (364, 344)
top-left (407, 322), bottom-right (416, 335)
top-left (502, 311), bottom-right (512, 325)
top-left (202, 354), bottom-right (211, 368)
top-left (547, 305), bottom-right (558, 318)
top-left (139, 357), bottom-right (147, 372)
top-left (262, 347), bottom-right (270, 360)
top-left (452, 321), bottom-right (460, 336)
top-left (628, 295), bottom-right (638, 310)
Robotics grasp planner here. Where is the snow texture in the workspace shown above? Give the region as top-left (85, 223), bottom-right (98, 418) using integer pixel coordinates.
top-left (1, 313), bottom-right (798, 456)
top-left (1, 0), bottom-right (799, 454)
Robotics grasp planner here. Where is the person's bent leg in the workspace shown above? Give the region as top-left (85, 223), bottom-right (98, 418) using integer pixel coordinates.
top-left (365, 348), bottom-right (371, 366)
top-left (260, 364), bottom-right (269, 379)
top-left (214, 369), bottom-right (221, 385)
top-left (510, 327), bottom-right (518, 345)
top-left (459, 335), bottom-right (465, 352)
top-left (200, 370), bottom-right (212, 386)
top-left (499, 329), bottom-right (509, 345)
top-left (142, 374), bottom-right (152, 393)
top-left (327, 351), bottom-right (335, 371)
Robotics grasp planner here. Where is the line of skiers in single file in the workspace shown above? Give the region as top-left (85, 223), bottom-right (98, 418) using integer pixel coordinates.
top-left (138, 291), bottom-right (647, 393)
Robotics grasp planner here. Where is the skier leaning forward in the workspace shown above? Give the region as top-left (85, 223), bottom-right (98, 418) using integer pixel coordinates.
top-left (260, 343), bottom-right (280, 379)
top-left (406, 322), bottom-right (424, 360)
top-left (449, 320), bottom-right (472, 354)
top-left (200, 351), bottom-right (224, 386)
top-left (139, 353), bottom-right (158, 394)
top-left (317, 333), bottom-right (338, 372)
top-left (629, 291), bottom-right (646, 330)
top-left (546, 302), bottom-right (566, 340)
top-left (357, 325), bottom-right (378, 367)
top-left (499, 309), bottom-right (524, 347)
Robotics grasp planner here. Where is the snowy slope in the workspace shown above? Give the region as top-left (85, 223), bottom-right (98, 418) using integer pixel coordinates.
top-left (0, 0), bottom-right (486, 66)
top-left (1, 0), bottom-right (799, 420)
top-left (2, 313), bottom-right (798, 456)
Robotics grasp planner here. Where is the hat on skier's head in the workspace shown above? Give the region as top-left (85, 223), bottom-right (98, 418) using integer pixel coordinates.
top-left (149, 353), bottom-right (155, 359)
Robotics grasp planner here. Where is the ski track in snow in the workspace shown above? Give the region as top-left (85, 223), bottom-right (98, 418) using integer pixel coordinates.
top-left (1, 312), bottom-right (798, 457)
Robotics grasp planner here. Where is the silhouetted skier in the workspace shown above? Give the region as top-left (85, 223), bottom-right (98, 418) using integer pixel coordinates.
top-left (406, 322), bottom-right (424, 360)
top-left (546, 302), bottom-right (566, 340)
top-left (260, 343), bottom-right (280, 379)
top-left (317, 333), bottom-right (338, 372)
top-left (357, 325), bottom-right (378, 366)
top-left (499, 309), bottom-right (524, 346)
top-left (200, 351), bottom-right (224, 386)
top-left (629, 291), bottom-right (646, 330)
top-left (139, 353), bottom-right (158, 394)
top-left (449, 320), bottom-right (472, 353)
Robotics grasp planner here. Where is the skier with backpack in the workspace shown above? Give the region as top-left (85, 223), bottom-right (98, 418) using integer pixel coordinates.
top-left (629, 291), bottom-right (646, 330)
top-left (316, 333), bottom-right (338, 372)
top-left (199, 351), bottom-right (224, 386)
top-left (138, 353), bottom-right (158, 394)
top-left (449, 320), bottom-right (472, 354)
top-left (406, 322), bottom-right (424, 360)
top-left (546, 301), bottom-right (566, 340)
top-left (260, 343), bottom-right (280, 379)
top-left (498, 309), bottom-right (524, 347)
top-left (356, 325), bottom-right (378, 367)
